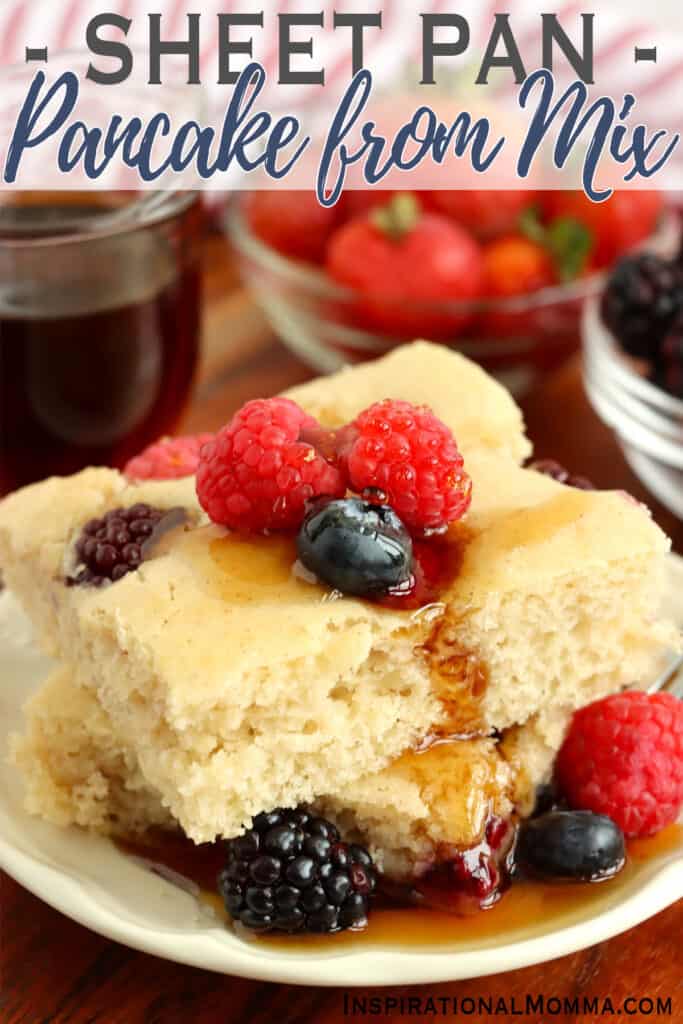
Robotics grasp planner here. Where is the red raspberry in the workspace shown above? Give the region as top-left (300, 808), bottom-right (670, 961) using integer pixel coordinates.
top-left (196, 398), bottom-right (345, 532)
top-left (341, 400), bottom-right (471, 532)
top-left (124, 434), bottom-right (214, 481)
top-left (556, 691), bottom-right (683, 838)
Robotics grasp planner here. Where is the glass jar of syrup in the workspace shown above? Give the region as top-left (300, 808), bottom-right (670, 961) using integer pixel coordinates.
top-left (0, 191), bottom-right (203, 495)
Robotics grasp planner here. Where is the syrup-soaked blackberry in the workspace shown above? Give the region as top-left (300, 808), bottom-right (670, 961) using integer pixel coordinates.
top-left (415, 816), bottom-right (516, 914)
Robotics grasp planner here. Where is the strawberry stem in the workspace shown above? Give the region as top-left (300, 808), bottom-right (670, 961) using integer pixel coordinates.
top-left (519, 205), bottom-right (593, 282)
top-left (371, 192), bottom-right (421, 241)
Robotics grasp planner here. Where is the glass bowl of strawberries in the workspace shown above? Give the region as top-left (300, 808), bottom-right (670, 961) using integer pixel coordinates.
top-left (227, 187), bottom-right (673, 397)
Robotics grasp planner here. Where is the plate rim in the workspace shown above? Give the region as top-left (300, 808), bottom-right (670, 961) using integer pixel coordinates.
top-left (1, 828), bottom-right (682, 986)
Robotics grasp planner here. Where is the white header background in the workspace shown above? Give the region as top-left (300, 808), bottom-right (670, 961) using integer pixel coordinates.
top-left (1, 0), bottom-right (682, 190)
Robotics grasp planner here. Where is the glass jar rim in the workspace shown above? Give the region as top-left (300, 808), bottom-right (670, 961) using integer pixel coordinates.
top-left (0, 49), bottom-right (203, 246)
top-left (0, 190), bottom-right (199, 250)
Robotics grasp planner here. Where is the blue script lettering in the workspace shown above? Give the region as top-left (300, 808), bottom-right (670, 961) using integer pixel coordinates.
top-left (317, 69), bottom-right (374, 204)
top-left (4, 70), bottom-right (79, 183)
top-left (6, 63), bottom-right (309, 185)
top-left (517, 69), bottom-right (679, 200)
top-left (317, 70), bottom-right (505, 204)
top-left (4, 64), bottom-right (677, 199)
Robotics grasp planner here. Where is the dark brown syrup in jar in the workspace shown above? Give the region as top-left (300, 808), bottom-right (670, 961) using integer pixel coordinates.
top-left (0, 196), bottom-right (202, 495)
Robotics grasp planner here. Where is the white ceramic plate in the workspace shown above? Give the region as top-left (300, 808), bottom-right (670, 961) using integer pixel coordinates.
top-left (1, 563), bottom-right (682, 988)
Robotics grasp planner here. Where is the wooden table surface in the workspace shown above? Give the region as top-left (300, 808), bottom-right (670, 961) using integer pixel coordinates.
top-left (1, 238), bottom-right (681, 1024)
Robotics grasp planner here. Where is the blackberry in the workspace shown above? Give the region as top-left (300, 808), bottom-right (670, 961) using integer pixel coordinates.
top-left (67, 504), bottom-right (176, 586)
top-left (651, 320), bottom-right (683, 399)
top-left (218, 808), bottom-right (377, 934)
top-left (601, 253), bottom-right (683, 360)
top-left (526, 459), bottom-right (595, 491)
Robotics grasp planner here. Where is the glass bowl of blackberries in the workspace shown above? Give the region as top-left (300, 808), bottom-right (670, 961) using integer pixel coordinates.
top-left (583, 250), bottom-right (683, 519)
top-left (226, 188), bottom-right (675, 398)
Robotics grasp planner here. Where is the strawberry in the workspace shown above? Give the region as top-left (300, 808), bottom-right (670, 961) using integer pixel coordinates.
top-left (479, 235), bottom-right (557, 339)
top-left (428, 190), bottom-right (533, 240)
top-left (245, 190), bottom-right (340, 264)
top-left (325, 193), bottom-right (484, 339)
top-left (541, 190), bottom-right (663, 269)
top-left (483, 235), bottom-right (557, 298)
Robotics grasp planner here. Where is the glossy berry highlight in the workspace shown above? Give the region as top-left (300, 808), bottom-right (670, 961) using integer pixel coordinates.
top-left (218, 808), bottom-right (376, 934)
top-left (297, 497), bottom-right (413, 597)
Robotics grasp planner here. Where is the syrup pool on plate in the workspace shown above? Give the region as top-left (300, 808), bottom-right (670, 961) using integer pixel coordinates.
top-left (116, 825), bottom-right (683, 951)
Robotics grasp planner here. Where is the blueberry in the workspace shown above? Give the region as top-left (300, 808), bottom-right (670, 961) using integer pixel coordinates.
top-left (517, 811), bottom-right (626, 882)
top-left (296, 498), bottom-right (413, 597)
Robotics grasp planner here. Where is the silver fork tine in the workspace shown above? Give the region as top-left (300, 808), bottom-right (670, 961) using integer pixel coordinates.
top-left (647, 648), bottom-right (683, 699)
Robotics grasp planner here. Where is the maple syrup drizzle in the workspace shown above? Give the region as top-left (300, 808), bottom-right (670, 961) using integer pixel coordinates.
top-left (149, 517), bottom-right (487, 734)
top-left (115, 825), bottom-right (683, 950)
top-left (129, 519), bottom-right (507, 938)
